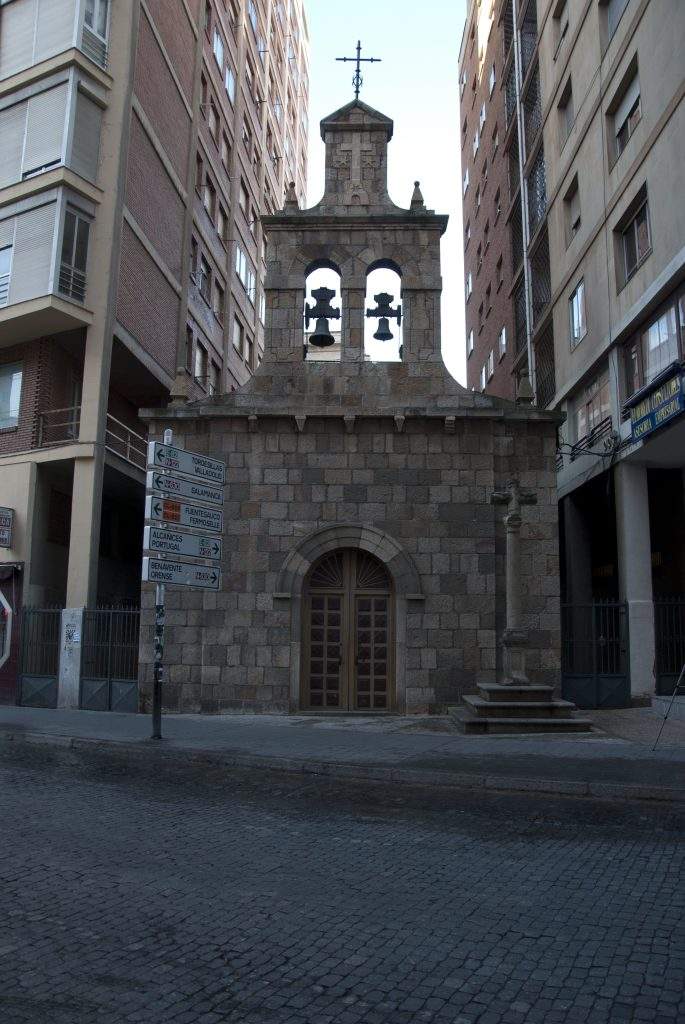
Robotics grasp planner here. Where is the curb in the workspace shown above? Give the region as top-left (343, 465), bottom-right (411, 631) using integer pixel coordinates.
top-left (1, 728), bottom-right (683, 804)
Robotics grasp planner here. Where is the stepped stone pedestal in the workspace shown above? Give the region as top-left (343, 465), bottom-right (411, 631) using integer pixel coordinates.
top-left (453, 480), bottom-right (593, 735)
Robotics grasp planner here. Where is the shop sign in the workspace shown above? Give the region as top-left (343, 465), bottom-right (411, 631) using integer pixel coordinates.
top-left (629, 372), bottom-right (685, 441)
top-left (0, 507), bottom-right (13, 548)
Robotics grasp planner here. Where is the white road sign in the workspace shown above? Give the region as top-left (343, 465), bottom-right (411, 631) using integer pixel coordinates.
top-left (145, 495), bottom-right (223, 534)
top-left (0, 506), bottom-right (13, 548)
top-left (146, 471), bottom-right (224, 507)
top-left (148, 442), bottom-right (225, 484)
top-left (144, 526), bottom-right (222, 561)
top-left (142, 557), bottom-right (221, 591)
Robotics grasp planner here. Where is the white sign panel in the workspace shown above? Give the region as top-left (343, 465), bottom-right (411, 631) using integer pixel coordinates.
top-left (145, 495), bottom-right (223, 534)
top-left (144, 526), bottom-right (222, 561)
top-left (143, 557), bottom-right (221, 590)
top-left (148, 442), bottom-right (225, 484)
top-left (146, 471), bottom-right (224, 507)
top-left (0, 506), bottom-right (13, 548)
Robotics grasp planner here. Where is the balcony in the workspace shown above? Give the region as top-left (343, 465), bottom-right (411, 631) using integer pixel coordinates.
top-left (534, 321), bottom-right (556, 408)
top-left (514, 279), bottom-right (528, 354)
top-left (523, 65), bottom-right (542, 157)
top-left (505, 63), bottom-right (517, 129)
top-left (104, 415), bottom-right (147, 472)
top-left (58, 265), bottom-right (87, 304)
top-left (530, 229), bottom-right (551, 326)
top-left (526, 146), bottom-right (547, 235)
top-left (519, 0), bottom-right (538, 81)
top-left (502, 0), bottom-right (515, 63)
top-left (37, 406), bottom-right (81, 448)
top-left (510, 197), bottom-right (524, 275)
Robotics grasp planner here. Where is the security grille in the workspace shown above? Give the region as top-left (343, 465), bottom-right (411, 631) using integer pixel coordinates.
top-left (509, 197), bottom-right (524, 274)
top-left (58, 264), bottom-right (86, 303)
top-left (19, 607), bottom-right (61, 707)
top-left (530, 229), bottom-right (551, 325)
top-left (514, 279), bottom-right (528, 354)
top-left (519, 0), bottom-right (538, 80)
top-left (502, 0), bottom-right (514, 61)
top-left (523, 64), bottom-right (542, 156)
top-left (526, 145), bottom-right (547, 234)
top-left (534, 320), bottom-right (556, 408)
top-left (654, 597), bottom-right (685, 696)
top-left (507, 129), bottom-right (520, 200)
top-left (80, 607), bottom-right (140, 712)
top-left (505, 62), bottom-right (517, 128)
top-left (0, 272), bottom-right (9, 307)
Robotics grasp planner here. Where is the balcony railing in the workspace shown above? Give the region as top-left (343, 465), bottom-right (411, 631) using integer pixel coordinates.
top-left (80, 25), bottom-right (108, 68)
top-left (527, 146), bottom-right (547, 235)
top-left (105, 415), bottom-right (147, 471)
top-left (58, 264), bottom-right (86, 304)
top-left (530, 229), bottom-right (551, 326)
top-left (510, 196), bottom-right (524, 274)
top-left (507, 129), bottom-right (520, 200)
top-left (0, 272), bottom-right (9, 307)
top-left (534, 321), bottom-right (556, 408)
top-left (514, 279), bottom-right (528, 354)
top-left (37, 406), bottom-right (81, 448)
top-left (523, 65), bottom-right (542, 157)
top-left (519, 0), bottom-right (538, 80)
top-left (505, 62), bottom-right (517, 129)
top-left (502, 0), bottom-right (515, 62)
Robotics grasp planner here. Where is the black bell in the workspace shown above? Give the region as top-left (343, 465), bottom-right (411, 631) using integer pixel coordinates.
top-left (373, 317), bottom-right (394, 342)
top-left (309, 316), bottom-right (335, 347)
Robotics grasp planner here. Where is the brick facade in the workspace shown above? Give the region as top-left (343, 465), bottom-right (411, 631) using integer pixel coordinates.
top-left (139, 99), bottom-right (561, 716)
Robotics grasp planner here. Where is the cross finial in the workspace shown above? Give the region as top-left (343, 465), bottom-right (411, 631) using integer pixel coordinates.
top-left (336, 40), bottom-right (382, 100)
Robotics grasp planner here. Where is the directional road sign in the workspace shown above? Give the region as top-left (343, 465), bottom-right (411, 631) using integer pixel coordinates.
top-left (146, 471), bottom-right (224, 507)
top-left (148, 442), bottom-right (225, 484)
top-left (145, 495), bottom-right (223, 534)
top-left (0, 506), bottom-right (13, 548)
top-left (143, 557), bottom-right (221, 591)
top-left (144, 526), bottom-right (222, 561)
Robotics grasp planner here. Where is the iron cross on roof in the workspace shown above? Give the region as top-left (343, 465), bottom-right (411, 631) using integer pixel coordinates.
top-left (336, 40), bottom-right (381, 100)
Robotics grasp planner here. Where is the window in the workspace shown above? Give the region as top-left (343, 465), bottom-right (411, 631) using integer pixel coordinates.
top-left (485, 283), bottom-right (492, 316)
top-left (464, 220), bottom-right (471, 248)
top-left (484, 219), bottom-right (490, 251)
top-left (246, 265), bottom-right (256, 305)
top-left (185, 326), bottom-right (194, 372)
top-left (463, 167), bottom-right (469, 195)
top-left (190, 236), bottom-right (198, 277)
top-left (232, 315), bottom-right (244, 354)
top-left (475, 185), bottom-right (481, 212)
top-left (212, 278), bottom-right (225, 322)
top-left (0, 362), bottom-right (22, 429)
top-left (487, 350), bottom-right (494, 380)
top-left (203, 0), bottom-right (212, 35)
top-left (496, 255), bottom-right (503, 289)
top-left (208, 99), bottom-right (219, 142)
top-left (480, 364), bottom-right (487, 391)
top-left (84, 0), bottom-right (109, 38)
top-left (225, 65), bottom-right (236, 104)
top-left (460, 70), bottom-right (467, 96)
top-left (245, 332), bottom-right (254, 368)
top-left (221, 132), bottom-right (230, 169)
top-left (613, 73), bottom-right (641, 159)
top-left (575, 370), bottom-right (610, 441)
top-left (248, 0), bottom-right (257, 32)
top-left (621, 194), bottom-right (651, 283)
top-left (478, 302), bottom-right (484, 331)
top-left (59, 210), bottom-right (90, 302)
top-left (239, 180), bottom-right (249, 217)
top-left (0, 245), bottom-right (12, 307)
top-left (492, 124), bottom-right (499, 154)
top-left (259, 291), bottom-right (266, 324)
top-left (213, 29), bottom-right (224, 68)
top-left (473, 129), bottom-right (479, 158)
top-left (217, 204), bottom-right (228, 244)
top-left (479, 103), bottom-right (486, 131)
top-left (604, 0), bottom-right (630, 41)
top-left (569, 279), bottom-right (587, 348)
top-left (553, 0), bottom-right (569, 56)
top-left (209, 361), bottom-right (220, 396)
top-left (476, 243), bottom-right (482, 275)
top-left (498, 327), bottom-right (507, 359)
top-left (203, 174), bottom-right (216, 220)
top-left (462, 116), bottom-right (468, 144)
top-left (558, 78), bottom-right (574, 144)
top-left (624, 299), bottom-right (681, 397)
top-left (564, 175), bottom-right (581, 245)
top-left (242, 117), bottom-right (252, 153)
top-left (194, 342), bottom-right (208, 385)
top-left (245, 58), bottom-right (255, 100)
top-left (482, 159), bottom-right (488, 190)
top-left (195, 152), bottom-right (203, 191)
top-left (467, 329), bottom-right (474, 356)
top-left (200, 74), bottom-right (208, 108)
top-left (465, 272), bottom-right (472, 301)
top-left (273, 97), bottom-right (282, 124)
top-left (199, 255), bottom-right (211, 302)
top-left (489, 64), bottom-right (496, 96)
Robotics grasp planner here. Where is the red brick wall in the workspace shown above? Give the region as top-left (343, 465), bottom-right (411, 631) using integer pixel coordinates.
top-left (0, 339), bottom-right (82, 455)
top-left (144, 0), bottom-right (196, 104)
top-left (133, 9), bottom-right (191, 182)
top-left (117, 222), bottom-right (180, 378)
top-left (125, 112), bottom-right (185, 279)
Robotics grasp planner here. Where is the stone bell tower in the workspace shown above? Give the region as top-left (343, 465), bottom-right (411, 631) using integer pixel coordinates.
top-left (140, 99), bottom-right (566, 722)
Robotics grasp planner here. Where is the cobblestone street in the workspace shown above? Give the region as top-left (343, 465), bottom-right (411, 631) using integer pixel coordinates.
top-left (1, 744), bottom-right (683, 1024)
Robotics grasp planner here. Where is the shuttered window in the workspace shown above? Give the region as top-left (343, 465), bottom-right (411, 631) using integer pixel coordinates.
top-left (7, 203), bottom-right (56, 306)
top-left (71, 91), bottom-right (102, 181)
top-left (0, 0), bottom-right (37, 79)
top-left (0, 103), bottom-right (26, 189)
top-left (23, 84), bottom-right (68, 179)
top-left (34, 0), bottom-right (77, 64)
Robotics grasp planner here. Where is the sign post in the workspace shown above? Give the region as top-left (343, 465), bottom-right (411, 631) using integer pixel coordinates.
top-left (0, 507), bottom-right (14, 549)
top-left (143, 432), bottom-right (225, 741)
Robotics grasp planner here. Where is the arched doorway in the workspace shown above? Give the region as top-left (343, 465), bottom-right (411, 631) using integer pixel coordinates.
top-left (302, 548), bottom-right (394, 711)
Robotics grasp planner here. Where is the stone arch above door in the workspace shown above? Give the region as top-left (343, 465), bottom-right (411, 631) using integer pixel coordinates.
top-left (274, 524), bottom-right (423, 713)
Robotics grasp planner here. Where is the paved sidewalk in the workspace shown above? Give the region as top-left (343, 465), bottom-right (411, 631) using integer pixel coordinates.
top-left (1, 704), bottom-right (684, 802)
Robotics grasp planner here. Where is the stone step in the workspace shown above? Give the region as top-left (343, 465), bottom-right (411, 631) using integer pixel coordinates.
top-left (478, 684), bottom-right (556, 703)
top-left (453, 711), bottom-right (594, 735)
top-left (462, 695), bottom-right (577, 719)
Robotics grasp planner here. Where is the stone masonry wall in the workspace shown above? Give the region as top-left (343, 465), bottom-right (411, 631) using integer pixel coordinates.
top-left (139, 411), bottom-right (560, 714)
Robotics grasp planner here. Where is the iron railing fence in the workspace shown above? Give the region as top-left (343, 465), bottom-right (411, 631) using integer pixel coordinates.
top-left (81, 606), bottom-right (140, 712)
top-left (104, 414), bottom-right (147, 471)
top-left (514, 278), bottom-right (528, 354)
top-left (561, 599), bottom-right (629, 707)
top-left (19, 606), bottom-right (62, 707)
top-left (510, 196), bottom-right (524, 275)
top-left (523, 65), bottom-right (542, 157)
top-left (526, 145), bottom-right (547, 234)
top-left (37, 405), bottom-right (81, 447)
top-left (654, 597), bottom-right (685, 696)
top-left (530, 228), bottom-right (551, 326)
top-left (534, 320), bottom-right (556, 408)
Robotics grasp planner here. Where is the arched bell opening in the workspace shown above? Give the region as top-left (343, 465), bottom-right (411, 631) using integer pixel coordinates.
top-left (364, 260), bottom-right (402, 362)
top-left (304, 259), bottom-right (342, 362)
top-left (301, 548), bottom-right (395, 712)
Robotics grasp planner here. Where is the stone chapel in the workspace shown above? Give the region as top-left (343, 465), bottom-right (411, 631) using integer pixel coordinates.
top-left (140, 99), bottom-right (563, 718)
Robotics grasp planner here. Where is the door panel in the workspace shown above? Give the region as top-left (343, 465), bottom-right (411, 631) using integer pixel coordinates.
top-left (354, 595), bottom-right (390, 710)
top-left (307, 593), bottom-right (345, 708)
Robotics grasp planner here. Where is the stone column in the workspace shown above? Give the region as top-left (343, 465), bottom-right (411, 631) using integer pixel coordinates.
top-left (492, 479), bottom-right (537, 684)
top-left (614, 461), bottom-right (656, 697)
top-left (341, 276), bottom-right (365, 362)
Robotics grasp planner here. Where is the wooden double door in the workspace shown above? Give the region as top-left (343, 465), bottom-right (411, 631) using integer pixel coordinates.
top-left (302, 549), bottom-right (394, 711)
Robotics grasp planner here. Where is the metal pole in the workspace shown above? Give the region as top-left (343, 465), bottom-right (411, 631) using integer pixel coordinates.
top-left (151, 427), bottom-right (172, 740)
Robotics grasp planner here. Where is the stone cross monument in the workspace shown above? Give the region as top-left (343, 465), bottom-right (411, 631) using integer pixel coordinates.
top-left (491, 479), bottom-right (537, 685)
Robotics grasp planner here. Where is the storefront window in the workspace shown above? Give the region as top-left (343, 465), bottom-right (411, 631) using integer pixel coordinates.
top-left (623, 292), bottom-right (684, 400)
top-left (575, 369), bottom-right (610, 442)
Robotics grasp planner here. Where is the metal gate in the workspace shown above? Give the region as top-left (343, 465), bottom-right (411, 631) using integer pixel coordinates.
top-left (19, 607), bottom-right (62, 707)
top-left (655, 597), bottom-right (685, 696)
top-left (80, 607), bottom-right (140, 712)
top-left (561, 600), bottom-right (630, 708)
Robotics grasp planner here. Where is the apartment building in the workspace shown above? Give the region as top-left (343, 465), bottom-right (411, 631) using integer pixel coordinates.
top-left (459, 0), bottom-right (685, 704)
top-left (459, 0), bottom-right (517, 400)
top-left (0, 0), bottom-right (309, 702)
